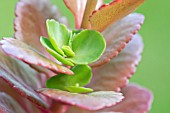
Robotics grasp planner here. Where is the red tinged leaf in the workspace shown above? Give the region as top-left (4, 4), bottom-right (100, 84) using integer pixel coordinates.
top-left (64, 0), bottom-right (87, 29)
top-left (14, 0), bottom-right (68, 58)
top-left (88, 34), bottom-right (144, 92)
top-left (37, 88), bottom-right (124, 111)
top-left (89, 0), bottom-right (145, 32)
top-left (66, 84), bottom-right (153, 113)
top-left (0, 93), bottom-right (26, 113)
top-left (106, 84), bottom-right (153, 113)
top-left (90, 13), bottom-right (144, 67)
top-left (0, 50), bottom-right (48, 112)
top-left (96, 0), bottom-right (104, 9)
top-left (0, 38), bottom-right (73, 75)
top-left (64, 0), bottom-right (104, 29)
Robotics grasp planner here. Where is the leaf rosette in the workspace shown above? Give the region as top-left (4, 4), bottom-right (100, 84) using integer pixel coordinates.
top-left (40, 19), bottom-right (106, 66)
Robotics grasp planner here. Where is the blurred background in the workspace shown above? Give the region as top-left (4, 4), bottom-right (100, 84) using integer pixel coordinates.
top-left (0, 0), bottom-right (169, 113)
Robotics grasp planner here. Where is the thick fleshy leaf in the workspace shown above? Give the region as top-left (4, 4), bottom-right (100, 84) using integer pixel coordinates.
top-left (96, 0), bottom-right (104, 9)
top-left (46, 19), bottom-right (70, 56)
top-left (89, 0), bottom-right (145, 32)
top-left (46, 65), bottom-right (92, 93)
top-left (90, 13), bottom-right (144, 67)
top-left (104, 84), bottom-right (153, 113)
top-left (0, 93), bottom-right (26, 113)
top-left (80, 0), bottom-right (98, 29)
top-left (64, 0), bottom-right (104, 29)
top-left (66, 84), bottom-right (153, 113)
top-left (68, 30), bottom-right (106, 64)
top-left (40, 36), bottom-right (74, 66)
top-left (37, 88), bottom-right (124, 111)
top-left (88, 34), bottom-right (144, 92)
top-left (65, 86), bottom-right (93, 93)
top-left (15, 0), bottom-right (68, 57)
top-left (0, 50), bottom-right (48, 112)
top-left (0, 38), bottom-right (73, 75)
top-left (63, 0), bottom-right (87, 28)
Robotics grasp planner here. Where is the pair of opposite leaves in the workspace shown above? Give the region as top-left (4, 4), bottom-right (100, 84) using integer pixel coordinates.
top-left (40, 19), bottom-right (106, 93)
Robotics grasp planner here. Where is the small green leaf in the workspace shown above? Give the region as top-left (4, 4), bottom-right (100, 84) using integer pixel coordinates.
top-left (46, 65), bottom-right (92, 92)
top-left (40, 36), bottom-right (74, 66)
top-left (46, 19), bottom-right (70, 56)
top-left (62, 45), bottom-right (75, 57)
top-left (68, 30), bottom-right (82, 47)
top-left (72, 29), bottom-right (82, 35)
top-left (65, 86), bottom-right (93, 93)
top-left (67, 30), bottom-right (106, 64)
top-left (68, 65), bottom-right (92, 86)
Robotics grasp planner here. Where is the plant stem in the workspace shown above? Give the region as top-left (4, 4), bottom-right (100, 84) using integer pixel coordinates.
top-left (81, 0), bottom-right (98, 29)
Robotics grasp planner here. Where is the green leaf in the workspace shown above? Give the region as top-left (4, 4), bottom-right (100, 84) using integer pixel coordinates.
top-left (46, 19), bottom-right (70, 56)
top-left (46, 65), bottom-right (92, 92)
top-left (67, 30), bottom-right (106, 64)
top-left (65, 86), bottom-right (93, 93)
top-left (69, 30), bottom-right (82, 47)
top-left (62, 45), bottom-right (75, 57)
top-left (40, 36), bottom-right (74, 66)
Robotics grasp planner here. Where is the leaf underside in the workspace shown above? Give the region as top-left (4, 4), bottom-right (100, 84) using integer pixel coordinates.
top-left (0, 93), bottom-right (26, 113)
top-left (0, 50), bottom-right (47, 112)
top-left (63, 0), bottom-right (87, 28)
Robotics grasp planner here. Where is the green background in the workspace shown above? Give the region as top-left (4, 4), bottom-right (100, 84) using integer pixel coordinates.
top-left (0, 0), bottom-right (169, 113)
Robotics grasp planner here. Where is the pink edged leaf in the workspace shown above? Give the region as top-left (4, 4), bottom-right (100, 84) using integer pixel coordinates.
top-left (80, 0), bottom-right (98, 29)
top-left (0, 38), bottom-right (73, 75)
top-left (66, 84), bottom-right (153, 113)
top-left (105, 84), bottom-right (153, 113)
top-left (15, 0), bottom-right (68, 58)
top-left (0, 50), bottom-right (48, 112)
top-left (96, 0), bottom-right (104, 9)
top-left (64, 0), bottom-right (104, 29)
top-left (88, 34), bottom-right (144, 92)
top-left (89, 0), bottom-right (145, 32)
top-left (90, 13), bottom-right (144, 67)
top-left (0, 93), bottom-right (26, 113)
top-left (63, 0), bottom-right (87, 28)
top-left (0, 79), bottom-right (45, 113)
top-left (37, 88), bottom-right (124, 111)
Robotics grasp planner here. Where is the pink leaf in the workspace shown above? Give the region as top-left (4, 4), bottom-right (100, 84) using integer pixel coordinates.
top-left (64, 0), bottom-right (104, 28)
top-left (89, 0), bottom-right (145, 32)
top-left (90, 13), bottom-right (144, 67)
top-left (37, 88), bottom-right (124, 111)
top-left (107, 84), bottom-right (153, 113)
top-left (66, 84), bottom-right (153, 113)
top-left (88, 34), bottom-right (144, 92)
top-left (14, 0), bottom-right (68, 58)
top-left (63, 0), bottom-right (87, 28)
top-left (0, 50), bottom-right (48, 112)
top-left (0, 38), bottom-right (73, 75)
top-left (0, 93), bottom-right (26, 113)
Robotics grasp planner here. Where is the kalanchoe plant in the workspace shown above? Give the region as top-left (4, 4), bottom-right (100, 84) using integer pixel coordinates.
top-left (40, 19), bottom-right (106, 93)
top-left (0, 0), bottom-right (153, 113)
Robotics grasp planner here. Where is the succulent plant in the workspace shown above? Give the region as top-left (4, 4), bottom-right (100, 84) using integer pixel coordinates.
top-left (0, 0), bottom-right (153, 113)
